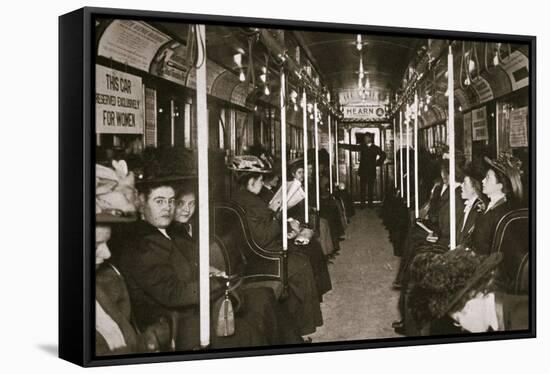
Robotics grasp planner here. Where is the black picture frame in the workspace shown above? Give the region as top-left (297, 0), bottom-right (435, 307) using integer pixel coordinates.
top-left (59, 6), bottom-right (536, 367)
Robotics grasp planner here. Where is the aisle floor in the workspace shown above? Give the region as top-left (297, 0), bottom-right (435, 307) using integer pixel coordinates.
top-left (310, 207), bottom-right (401, 342)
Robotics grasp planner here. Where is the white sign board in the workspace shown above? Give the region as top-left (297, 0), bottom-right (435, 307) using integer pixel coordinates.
top-left (96, 65), bottom-right (144, 134)
top-left (509, 106), bottom-right (528, 148)
top-left (343, 105), bottom-right (386, 121)
top-left (98, 20), bottom-right (171, 72)
top-left (338, 88), bottom-right (389, 105)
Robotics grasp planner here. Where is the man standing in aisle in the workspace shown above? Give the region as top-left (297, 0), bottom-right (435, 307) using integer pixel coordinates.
top-left (341, 132), bottom-right (386, 208)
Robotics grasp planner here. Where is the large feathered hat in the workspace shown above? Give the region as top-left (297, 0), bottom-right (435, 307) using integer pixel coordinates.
top-left (484, 152), bottom-right (523, 201)
top-left (96, 160), bottom-right (138, 223)
top-left (408, 249), bottom-right (502, 325)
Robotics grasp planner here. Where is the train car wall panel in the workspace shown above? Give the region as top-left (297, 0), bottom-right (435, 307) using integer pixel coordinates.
top-left (144, 87), bottom-right (157, 147)
top-left (98, 19), bottom-right (171, 72)
top-left (60, 7), bottom-right (535, 367)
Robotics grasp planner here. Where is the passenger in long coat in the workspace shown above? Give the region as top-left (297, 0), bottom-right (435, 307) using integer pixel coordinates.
top-left (95, 161), bottom-right (169, 355)
top-left (233, 161), bottom-right (332, 297)
top-left (116, 183), bottom-right (268, 350)
top-left (228, 155), bottom-right (326, 335)
top-left (168, 183), bottom-right (302, 344)
top-left (466, 156), bottom-right (523, 256)
top-left (339, 133), bottom-right (386, 207)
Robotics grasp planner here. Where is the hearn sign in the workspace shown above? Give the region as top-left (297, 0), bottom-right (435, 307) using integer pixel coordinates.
top-left (342, 105), bottom-right (387, 121)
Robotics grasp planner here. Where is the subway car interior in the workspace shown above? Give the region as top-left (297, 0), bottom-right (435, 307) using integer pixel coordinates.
top-left (93, 18), bottom-right (531, 356)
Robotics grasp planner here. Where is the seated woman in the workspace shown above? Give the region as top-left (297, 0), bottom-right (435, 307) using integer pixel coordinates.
top-left (464, 154), bottom-right (523, 255)
top-left (258, 171), bottom-right (280, 205)
top-left (229, 155), bottom-right (328, 336)
top-left (116, 176), bottom-right (270, 350)
top-left (457, 167), bottom-right (486, 245)
top-left (169, 182), bottom-right (302, 345)
top-left (95, 161), bottom-right (169, 355)
top-left (408, 249), bottom-right (528, 334)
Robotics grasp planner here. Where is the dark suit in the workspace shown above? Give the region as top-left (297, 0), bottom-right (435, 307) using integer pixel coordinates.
top-left (457, 198), bottom-right (483, 245)
top-left (342, 142), bottom-right (386, 205)
top-left (116, 220), bottom-right (267, 350)
top-left (470, 198), bottom-right (512, 255)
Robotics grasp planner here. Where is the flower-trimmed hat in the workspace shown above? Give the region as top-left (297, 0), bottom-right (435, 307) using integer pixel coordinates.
top-left (96, 160), bottom-right (138, 223)
top-left (484, 152), bottom-right (523, 201)
top-left (408, 249), bottom-right (502, 324)
top-left (227, 155), bottom-right (272, 173)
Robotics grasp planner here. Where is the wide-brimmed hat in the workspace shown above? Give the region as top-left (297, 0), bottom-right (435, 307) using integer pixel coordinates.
top-left (135, 146), bottom-right (197, 190)
top-left (96, 160), bottom-right (138, 223)
top-left (227, 155), bottom-right (272, 173)
top-left (409, 249), bottom-right (502, 322)
top-left (484, 153), bottom-right (523, 201)
top-left (288, 158), bottom-right (304, 174)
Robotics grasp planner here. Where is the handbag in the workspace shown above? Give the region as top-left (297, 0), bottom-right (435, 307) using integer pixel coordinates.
top-left (213, 277), bottom-right (243, 337)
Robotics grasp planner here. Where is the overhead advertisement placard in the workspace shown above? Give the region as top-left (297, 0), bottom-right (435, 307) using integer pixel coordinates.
top-left (509, 106), bottom-right (528, 148)
top-left (342, 105), bottom-right (386, 121)
top-left (98, 20), bottom-right (171, 72)
top-left (150, 42), bottom-right (191, 85)
top-left (96, 65), bottom-right (144, 134)
top-left (501, 50), bottom-right (529, 91)
top-left (471, 106), bottom-right (488, 141)
top-left (338, 88), bottom-right (389, 105)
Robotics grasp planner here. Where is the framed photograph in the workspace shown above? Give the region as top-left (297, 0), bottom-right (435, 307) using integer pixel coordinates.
top-left (59, 6), bottom-right (536, 367)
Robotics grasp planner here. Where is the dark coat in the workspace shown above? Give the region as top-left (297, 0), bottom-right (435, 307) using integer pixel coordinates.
top-left (342, 142), bottom-right (386, 177)
top-left (456, 198), bottom-right (484, 246)
top-left (116, 220), bottom-right (270, 349)
top-left (232, 188), bottom-right (282, 250)
top-left (258, 186), bottom-right (275, 205)
top-left (470, 197), bottom-right (512, 255)
top-left (232, 188), bottom-right (326, 334)
top-left (95, 263), bottom-right (142, 356)
top-left (117, 220), bottom-right (207, 329)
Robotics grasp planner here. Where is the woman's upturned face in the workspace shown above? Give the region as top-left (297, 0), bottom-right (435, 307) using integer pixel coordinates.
top-left (293, 167), bottom-right (305, 183)
top-left (95, 226), bottom-right (112, 268)
top-left (461, 176), bottom-right (477, 201)
top-left (482, 169), bottom-right (502, 197)
top-left (175, 192), bottom-right (196, 224)
top-left (247, 175), bottom-right (264, 195)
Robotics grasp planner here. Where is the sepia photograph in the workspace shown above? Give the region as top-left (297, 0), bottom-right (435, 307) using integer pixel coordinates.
top-left (59, 6), bottom-right (535, 366)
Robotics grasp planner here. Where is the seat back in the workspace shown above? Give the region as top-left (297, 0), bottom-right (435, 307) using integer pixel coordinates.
top-left (491, 208), bottom-right (529, 295)
top-left (213, 201), bottom-right (285, 285)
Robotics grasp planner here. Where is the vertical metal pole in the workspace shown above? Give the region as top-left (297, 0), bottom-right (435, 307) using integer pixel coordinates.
top-left (328, 113), bottom-right (333, 194)
top-left (170, 99), bottom-right (175, 147)
top-left (195, 24), bottom-right (210, 348)
top-left (314, 102), bottom-right (320, 210)
top-left (303, 90), bottom-right (309, 224)
top-left (406, 105), bottom-right (411, 208)
top-left (393, 115), bottom-right (397, 188)
top-left (414, 92), bottom-right (419, 218)
top-left (335, 118), bottom-right (340, 186)
top-left (280, 70), bottom-right (288, 250)
top-left (448, 45), bottom-right (457, 250)
top-left (399, 110), bottom-right (404, 198)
